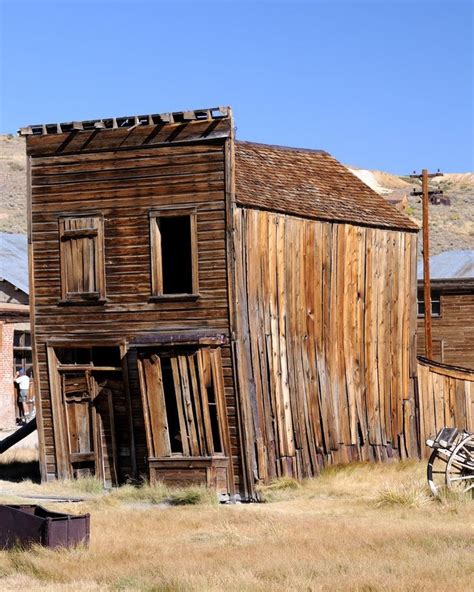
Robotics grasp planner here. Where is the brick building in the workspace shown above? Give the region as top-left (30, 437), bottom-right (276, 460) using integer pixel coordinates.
top-left (0, 233), bottom-right (31, 429)
top-left (417, 250), bottom-right (474, 368)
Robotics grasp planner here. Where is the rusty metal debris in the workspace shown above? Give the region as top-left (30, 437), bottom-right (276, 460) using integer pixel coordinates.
top-left (0, 504), bottom-right (90, 549)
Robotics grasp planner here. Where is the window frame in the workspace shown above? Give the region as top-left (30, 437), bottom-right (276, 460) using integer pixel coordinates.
top-left (13, 330), bottom-right (32, 376)
top-left (417, 289), bottom-right (441, 318)
top-left (58, 214), bottom-right (106, 305)
top-left (149, 207), bottom-right (199, 301)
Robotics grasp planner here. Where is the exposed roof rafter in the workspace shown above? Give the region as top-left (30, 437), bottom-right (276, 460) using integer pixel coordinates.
top-left (19, 106), bottom-right (230, 136)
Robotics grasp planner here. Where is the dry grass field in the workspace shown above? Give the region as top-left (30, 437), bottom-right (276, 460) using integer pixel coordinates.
top-left (0, 450), bottom-right (472, 592)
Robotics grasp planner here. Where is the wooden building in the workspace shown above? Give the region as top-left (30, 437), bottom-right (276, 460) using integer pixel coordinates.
top-left (0, 233), bottom-right (31, 429)
top-left (21, 107), bottom-right (419, 499)
top-left (417, 251), bottom-right (474, 369)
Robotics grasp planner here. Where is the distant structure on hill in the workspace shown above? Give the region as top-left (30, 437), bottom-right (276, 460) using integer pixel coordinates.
top-left (417, 250), bottom-right (474, 368)
top-left (385, 189), bottom-right (409, 212)
top-left (0, 233), bottom-right (32, 429)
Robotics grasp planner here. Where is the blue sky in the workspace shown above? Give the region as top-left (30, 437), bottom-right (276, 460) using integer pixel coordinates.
top-left (0, 0), bottom-right (472, 173)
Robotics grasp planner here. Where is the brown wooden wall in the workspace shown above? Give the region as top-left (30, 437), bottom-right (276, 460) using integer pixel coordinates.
top-left (233, 207), bottom-right (418, 497)
top-left (417, 357), bottom-right (474, 456)
top-left (417, 292), bottom-right (474, 369)
top-left (27, 132), bottom-right (240, 485)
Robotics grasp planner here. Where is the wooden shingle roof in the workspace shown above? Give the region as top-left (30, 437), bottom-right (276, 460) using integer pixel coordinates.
top-left (235, 141), bottom-right (419, 232)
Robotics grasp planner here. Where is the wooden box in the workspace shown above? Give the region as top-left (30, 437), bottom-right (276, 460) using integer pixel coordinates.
top-left (148, 456), bottom-right (229, 496)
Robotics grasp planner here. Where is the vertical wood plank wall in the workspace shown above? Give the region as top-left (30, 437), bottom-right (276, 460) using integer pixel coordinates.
top-left (416, 357), bottom-right (474, 456)
top-left (233, 207), bottom-right (418, 490)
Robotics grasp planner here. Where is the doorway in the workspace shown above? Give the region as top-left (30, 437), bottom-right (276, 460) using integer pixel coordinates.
top-left (137, 346), bottom-right (234, 494)
top-left (47, 345), bottom-right (132, 487)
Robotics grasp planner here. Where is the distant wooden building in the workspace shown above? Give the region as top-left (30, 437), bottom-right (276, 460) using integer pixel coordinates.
top-left (0, 233), bottom-right (31, 429)
top-left (22, 107), bottom-right (419, 499)
top-left (417, 251), bottom-right (474, 369)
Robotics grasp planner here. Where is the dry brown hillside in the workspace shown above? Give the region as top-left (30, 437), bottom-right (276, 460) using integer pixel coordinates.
top-left (0, 135), bottom-right (27, 234)
top-left (1, 135), bottom-right (472, 255)
top-left (349, 166), bottom-right (474, 255)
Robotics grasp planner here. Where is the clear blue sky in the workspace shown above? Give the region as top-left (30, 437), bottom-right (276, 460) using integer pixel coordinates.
top-left (1, 0), bottom-right (472, 173)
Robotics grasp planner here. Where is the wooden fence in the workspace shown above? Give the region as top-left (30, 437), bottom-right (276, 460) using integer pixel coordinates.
top-left (416, 357), bottom-right (474, 456)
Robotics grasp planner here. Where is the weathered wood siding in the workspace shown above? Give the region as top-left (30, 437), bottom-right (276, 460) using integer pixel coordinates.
top-left (417, 357), bottom-right (474, 456)
top-left (417, 292), bottom-right (474, 369)
top-left (233, 208), bottom-right (418, 494)
top-left (28, 131), bottom-right (239, 484)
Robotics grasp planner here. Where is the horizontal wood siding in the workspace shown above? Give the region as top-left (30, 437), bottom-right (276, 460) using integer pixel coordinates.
top-left (417, 293), bottom-right (474, 369)
top-left (29, 138), bottom-right (239, 485)
top-left (233, 207), bottom-right (418, 491)
top-left (416, 357), bottom-right (474, 457)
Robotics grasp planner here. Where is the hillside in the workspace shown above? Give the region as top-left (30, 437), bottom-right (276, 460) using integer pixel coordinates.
top-left (1, 134), bottom-right (473, 255)
top-left (0, 135), bottom-right (27, 234)
top-left (349, 166), bottom-right (474, 255)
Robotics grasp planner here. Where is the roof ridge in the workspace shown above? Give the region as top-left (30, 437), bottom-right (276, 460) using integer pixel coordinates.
top-left (236, 140), bottom-right (329, 156)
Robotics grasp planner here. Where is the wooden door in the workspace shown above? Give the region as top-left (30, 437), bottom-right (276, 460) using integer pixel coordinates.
top-left (62, 372), bottom-right (96, 478)
top-left (62, 372), bottom-right (118, 486)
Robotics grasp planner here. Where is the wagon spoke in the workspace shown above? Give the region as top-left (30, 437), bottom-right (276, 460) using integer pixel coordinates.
top-left (444, 434), bottom-right (474, 495)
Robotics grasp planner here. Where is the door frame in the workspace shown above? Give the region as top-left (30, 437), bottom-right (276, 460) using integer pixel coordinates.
top-left (137, 345), bottom-right (235, 494)
top-left (46, 342), bottom-right (127, 484)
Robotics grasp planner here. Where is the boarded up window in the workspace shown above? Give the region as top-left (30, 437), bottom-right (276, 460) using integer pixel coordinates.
top-left (138, 348), bottom-right (226, 458)
top-left (149, 209), bottom-right (198, 297)
top-left (59, 216), bottom-right (105, 302)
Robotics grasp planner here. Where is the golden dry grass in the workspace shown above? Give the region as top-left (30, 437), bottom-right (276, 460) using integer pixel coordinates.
top-left (0, 447), bottom-right (39, 465)
top-left (0, 458), bottom-right (472, 591)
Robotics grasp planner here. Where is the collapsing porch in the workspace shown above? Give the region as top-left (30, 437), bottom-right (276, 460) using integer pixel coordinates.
top-left (43, 335), bottom-right (235, 497)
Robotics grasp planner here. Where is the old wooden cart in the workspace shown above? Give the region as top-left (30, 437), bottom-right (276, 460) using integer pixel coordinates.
top-left (426, 427), bottom-right (474, 496)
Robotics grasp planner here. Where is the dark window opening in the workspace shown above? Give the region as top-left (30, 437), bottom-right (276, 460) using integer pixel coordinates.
top-left (56, 348), bottom-right (92, 365)
top-left (159, 216), bottom-right (192, 294)
top-left (206, 381), bottom-right (222, 453)
top-left (150, 210), bottom-right (198, 298)
top-left (55, 347), bottom-right (120, 367)
top-left (13, 330), bottom-right (33, 376)
top-left (417, 290), bottom-right (441, 317)
top-left (92, 347), bottom-right (121, 367)
top-left (161, 357), bottom-right (183, 454)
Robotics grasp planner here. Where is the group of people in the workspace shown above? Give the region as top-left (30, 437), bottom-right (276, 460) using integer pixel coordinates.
top-left (14, 368), bottom-right (34, 425)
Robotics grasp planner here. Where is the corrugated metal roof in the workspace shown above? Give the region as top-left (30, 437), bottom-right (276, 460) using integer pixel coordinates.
top-left (0, 232), bottom-right (29, 294)
top-left (417, 250), bottom-right (474, 280)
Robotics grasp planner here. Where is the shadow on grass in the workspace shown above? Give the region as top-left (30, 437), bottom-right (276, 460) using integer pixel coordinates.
top-left (0, 460), bottom-right (41, 483)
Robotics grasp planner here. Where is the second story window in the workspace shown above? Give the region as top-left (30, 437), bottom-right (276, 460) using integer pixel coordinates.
top-left (149, 208), bottom-right (199, 299)
top-left (417, 289), bottom-right (441, 317)
top-left (59, 215), bottom-right (105, 303)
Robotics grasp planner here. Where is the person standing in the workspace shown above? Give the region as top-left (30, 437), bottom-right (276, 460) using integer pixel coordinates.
top-left (14, 369), bottom-right (30, 424)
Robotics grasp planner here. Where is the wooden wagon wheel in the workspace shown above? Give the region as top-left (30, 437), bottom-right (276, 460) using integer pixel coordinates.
top-left (445, 434), bottom-right (474, 496)
top-left (427, 449), bottom-right (449, 496)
